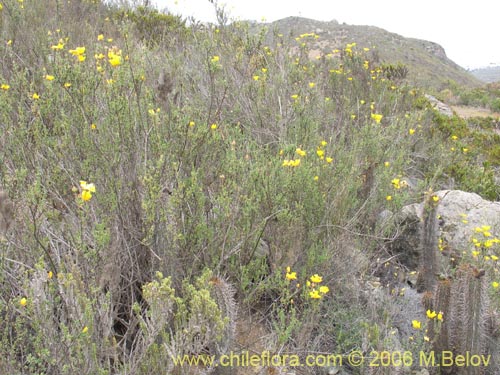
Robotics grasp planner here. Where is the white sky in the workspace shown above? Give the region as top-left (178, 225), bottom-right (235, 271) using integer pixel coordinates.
top-left (152, 0), bottom-right (500, 69)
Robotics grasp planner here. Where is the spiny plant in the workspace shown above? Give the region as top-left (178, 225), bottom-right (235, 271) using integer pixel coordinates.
top-left (447, 264), bottom-right (490, 375)
top-left (416, 190), bottom-right (440, 293)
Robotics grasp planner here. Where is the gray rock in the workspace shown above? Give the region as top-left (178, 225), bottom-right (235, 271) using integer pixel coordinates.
top-left (424, 94), bottom-right (453, 117)
top-left (392, 190), bottom-right (500, 270)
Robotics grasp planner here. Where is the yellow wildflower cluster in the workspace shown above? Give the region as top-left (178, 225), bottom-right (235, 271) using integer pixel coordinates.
top-left (391, 178), bottom-right (408, 189)
top-left (69, 46), bottom-right (86, 62)
top-left (285, 268), bottom-right (329, 300)
top-left (285, 267), bottom-right (297, 281)
top-left (426, 309), bottom-right (443, 321)
top-left (282, 159), bottom-right (301, 167)
top-left (294, 32), bottom-right (319, 42)
top-left (107, 47), bottom-right (122, 67)
top-left (307, 274), bottom-right (329, 299)
top-left (471, 225), bottom-right (500, 249)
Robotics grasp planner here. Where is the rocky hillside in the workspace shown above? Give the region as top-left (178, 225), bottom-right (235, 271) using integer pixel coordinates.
top-left (260, 17), bottom-right (481, 89)
top-left (471, 65), bottom-right (500, 83)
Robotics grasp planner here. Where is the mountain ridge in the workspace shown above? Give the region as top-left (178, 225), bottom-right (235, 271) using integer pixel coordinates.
top-left (256, 16), bottom-right (481, 89)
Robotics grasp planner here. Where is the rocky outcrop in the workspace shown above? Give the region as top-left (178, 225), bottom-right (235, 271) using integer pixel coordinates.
top-left (391, 190), bottom-right (500, 270)
top-left (425, 94), bottom-right (454, 117)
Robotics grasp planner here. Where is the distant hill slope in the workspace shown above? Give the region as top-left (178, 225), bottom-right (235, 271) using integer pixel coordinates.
top-left (259, 17), bottom-right (481, 89)
top-left (470, 66), bottom-right (500, 83)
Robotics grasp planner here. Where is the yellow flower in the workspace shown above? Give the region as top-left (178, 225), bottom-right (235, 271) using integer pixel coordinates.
top-left (108, 51), bottom-right (122, 67)
top-left (291, 94), bottom-right (299, 100)
top-left (1, 84), bottom-right (10, 90)
top-left (64, 82), bottom-right (72, 88)
top-left (32, 93), bottom-right (40, 100)
top-left (437, 312), bottom-right (443, 321)
top-left (325, 157), bottom-right (333, 163)
top-left (412, 320), bottom-right (421, 330)
top-left (20, 297), bottom-right (27, 307)
top-left (80, 180), bottom-right (96, 202)
top-left (451, 135), bottom-right (458, 140)
top-left (319, 285), bottom-right (329, 294)
top-left (261, 68), bottom-right (267, 73)
top-left (47, 271), bottom-right (53, 279)
top-left (320, 140), bottom-right (328, 147)
top-left (51, 42), bottom-right (65, 50)
top-left (309, 290), bottom-right (322, 299)
top-left (45, 74), bottom-right (55, 81)
top-left (286, 270), bottom-right (297, 281)
top-left (189, 121), bottom-right (195, 127)
top-left (371, 113), bottom-right (383, 124)
top-left (69, 46), bottom-right (85, 56)
top-left (210, 123), bottom-right (217, 130)
top-left (95, 53), bottom-right (105, 60)
top-left (409, 128), bottom-right (415, 135)
top-left (384, 161), bottom-right (390, 167)
top-left (310, 274), bottom-right (323, 283)
top-left (313, 175), bottom-right (319, 181)
top-left (491, 255), bottom-right (499, 261)
top-left (386, 195), bottom-right (392, 201)
top-left (97, 34), bottom-right (104, 41)
top-left (308, 82), bottom-right (315, 88)
top-left (492, 281), bottom-right (499, 289)
top-left (91, 123), bottom-right (97, 130)
top-left (77, 55), bottom-right (86, 62)
top-left (210, 55), bottom-right (220, 63)
top-left (80, 181), bottom-right (96, 192)
top-left (391, 178), bottom-right (401, 189)
top-left (81, 190), bottom-right (92, 201)
top-left (295, 148), bottom-right (306, 157)
top-left (426, 310), bottom-right (437, 319)
top-left (432, 196), bottom-right (439, 202)
top-left (316, 149), bottom-right (324, 158)
top-left (82, 326), bottom-right (89, 334)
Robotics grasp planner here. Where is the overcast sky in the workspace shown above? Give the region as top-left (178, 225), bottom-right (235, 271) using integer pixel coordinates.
top-left (152, 0), bottom-right (499, 69)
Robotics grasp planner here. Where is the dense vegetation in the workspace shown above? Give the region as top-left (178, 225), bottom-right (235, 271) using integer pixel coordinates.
top-left (0, 1), bottom-right (499, 374)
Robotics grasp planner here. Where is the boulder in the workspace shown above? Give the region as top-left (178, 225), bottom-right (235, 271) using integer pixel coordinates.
top-left (391, 190), bottom-right (500, 270)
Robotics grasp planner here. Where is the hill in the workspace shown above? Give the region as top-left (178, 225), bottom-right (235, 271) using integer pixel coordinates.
top-left (470, 65), bottom-right (500, 83)
top-left (259, 17), bottom-right (481, 89)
